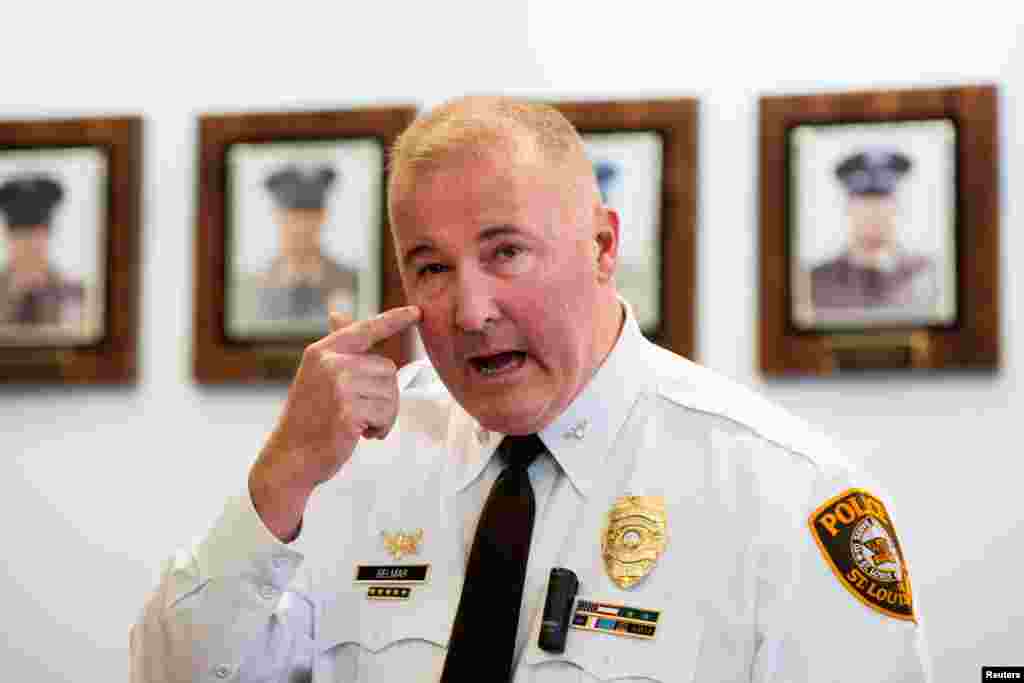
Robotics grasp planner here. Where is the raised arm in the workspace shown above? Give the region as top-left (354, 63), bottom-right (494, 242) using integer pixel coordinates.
top-left (130, 306), bottom-right (420, 683)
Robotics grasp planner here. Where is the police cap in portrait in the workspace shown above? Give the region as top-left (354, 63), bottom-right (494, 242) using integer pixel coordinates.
top-left (0, 175), bottom-right (65, 229)
top-left (264, 165), bottom-right (338, 210)
top-left (835, 149), bottom-right (912, 196)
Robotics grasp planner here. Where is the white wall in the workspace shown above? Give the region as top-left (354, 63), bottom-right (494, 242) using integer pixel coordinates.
top-left (1, 3), bottom-right (1020, 681)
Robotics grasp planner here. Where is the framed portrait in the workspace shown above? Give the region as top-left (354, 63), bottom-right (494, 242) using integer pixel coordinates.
top-left (760, 85), bottom-right (999, 375)
top-left (550, 99), bottom-right (698, 360)
top-left (193, 106), bottom-right (416, 383)
top-left (0, 116), bottom-right (142, 384)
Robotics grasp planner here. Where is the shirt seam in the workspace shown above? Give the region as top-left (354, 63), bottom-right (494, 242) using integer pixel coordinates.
top-left (653, 391), bottom-right (834, 473)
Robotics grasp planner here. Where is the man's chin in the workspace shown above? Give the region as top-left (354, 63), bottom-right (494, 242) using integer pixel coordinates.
top-left (459, 395), bottom-right (553, 436)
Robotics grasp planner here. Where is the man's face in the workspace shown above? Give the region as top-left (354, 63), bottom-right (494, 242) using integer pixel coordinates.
top-left (392, 149), bottom-right (614, 435)
top-left (6, 225), bottom-right (50, 275)
top-left (274, 208), bottom-right (325, 259)
top-left (847, 195), bottom-right (898, 256)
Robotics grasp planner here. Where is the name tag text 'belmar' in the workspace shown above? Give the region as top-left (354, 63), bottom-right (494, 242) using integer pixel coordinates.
top-left (354, 564), bottom-right (431, 584)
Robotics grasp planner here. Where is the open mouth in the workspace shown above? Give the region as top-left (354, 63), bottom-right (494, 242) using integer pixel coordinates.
top-left (469, 351), bottom-right (527, 377)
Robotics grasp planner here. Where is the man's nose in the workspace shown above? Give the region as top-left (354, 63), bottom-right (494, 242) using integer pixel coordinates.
top-left (453, 271), bottom-right (499, 333)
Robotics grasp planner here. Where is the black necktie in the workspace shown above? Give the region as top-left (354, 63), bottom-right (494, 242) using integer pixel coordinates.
top-left (441, 434), bottom-right (546, 683)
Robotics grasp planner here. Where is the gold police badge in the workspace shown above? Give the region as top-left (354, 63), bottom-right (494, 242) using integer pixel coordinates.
top-left (809, 488), bottom-right (915, 622)
top-left (602, 496), bottom-right (667, 589)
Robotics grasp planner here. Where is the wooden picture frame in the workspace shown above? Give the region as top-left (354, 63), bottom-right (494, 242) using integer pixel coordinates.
top-left (759, 85), bottom-right (999, 375)
top-left (550, 98), bottom-right (698, 360)
top-left (193, 105), bottom-right (416, 383)
top-left (0, 116), bottom-right (142, 384)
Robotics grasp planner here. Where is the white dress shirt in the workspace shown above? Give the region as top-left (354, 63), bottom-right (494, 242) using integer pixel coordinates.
top-left (131, 304), bottom-right (931, 682)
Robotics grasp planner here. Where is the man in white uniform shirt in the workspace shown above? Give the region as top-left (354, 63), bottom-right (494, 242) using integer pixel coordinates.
top-left (131, 97), bottom-right (931, 682)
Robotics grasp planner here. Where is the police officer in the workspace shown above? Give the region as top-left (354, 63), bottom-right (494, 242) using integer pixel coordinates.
top-left (0, 174), bottom-right (86, 328)
top-left (811, 148), bottom-right (937, 312)
top-left (132, 98), bottom-right (930, 682)
top-left (233, 164), bottom-right (358, 333)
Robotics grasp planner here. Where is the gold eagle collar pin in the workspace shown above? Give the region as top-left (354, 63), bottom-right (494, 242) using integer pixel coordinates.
top-left (602, 496), bottom-right (667, 589)
top-left (381, 529), bottom-right (424, 560)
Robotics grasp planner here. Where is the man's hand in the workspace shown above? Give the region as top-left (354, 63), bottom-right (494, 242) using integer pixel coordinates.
top-left (249, 305), bottom-right (421, 541)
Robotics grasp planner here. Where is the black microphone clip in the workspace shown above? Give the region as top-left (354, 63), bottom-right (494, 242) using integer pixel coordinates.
top-left (538, 567), bottom-right (579, 653)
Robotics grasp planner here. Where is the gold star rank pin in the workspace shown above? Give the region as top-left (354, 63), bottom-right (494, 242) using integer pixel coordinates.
top-left (602, 496), bottom-right (667, 589)
top-left (382, 529), bottom-right (423, 560)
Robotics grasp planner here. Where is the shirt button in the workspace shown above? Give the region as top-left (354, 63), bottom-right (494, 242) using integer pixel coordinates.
top-left (565, 419), bottom-right (589, 440)
top-left (214, 665), bottom-right (231, 679)
top-left (260, 584), bottom-right (278, 600)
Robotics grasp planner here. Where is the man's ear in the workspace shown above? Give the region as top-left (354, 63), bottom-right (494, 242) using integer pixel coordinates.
top-left (594, 206), bottom-right (619, 283)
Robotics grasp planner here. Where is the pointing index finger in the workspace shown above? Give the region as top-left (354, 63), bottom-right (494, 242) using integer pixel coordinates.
top-left (329, 312), bottom-right (353, 333)
top-left (340, 305), bottom-right (421, 352)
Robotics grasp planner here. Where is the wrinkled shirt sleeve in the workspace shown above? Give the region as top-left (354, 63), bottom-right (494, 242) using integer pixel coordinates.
top-left (130, 490), bottom-right (313, 683)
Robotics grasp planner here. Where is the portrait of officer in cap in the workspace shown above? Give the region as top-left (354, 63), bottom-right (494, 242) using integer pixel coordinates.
top-left (0, 174), bottom-right (89, 337)
top-left (230, 163), bottom-right (359, 336)
top-left (809, 148), bottom-right (937, 314)
top-left (584, 132), bottom-right (664, 336)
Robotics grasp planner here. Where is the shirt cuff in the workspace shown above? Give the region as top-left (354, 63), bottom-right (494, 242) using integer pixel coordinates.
top-left (196, 490), bottom-right (306, 591)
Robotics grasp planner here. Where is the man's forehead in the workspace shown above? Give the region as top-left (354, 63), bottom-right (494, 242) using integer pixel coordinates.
top-left (395, 148), bottom-right (567, 219)
top-left (409, 137), bottom-right (549, 187)
top-left (393, 176), bottom-right (570, 260)
top-left (849, 195), bottom-right (898, 207)
top-left (389, 132), bottom-right (593, 251)
top-left (395, 189), bottom-right (534, 253)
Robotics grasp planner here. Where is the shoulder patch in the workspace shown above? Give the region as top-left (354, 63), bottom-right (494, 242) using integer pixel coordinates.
top-left (808, 488), bottom-right (915, 622)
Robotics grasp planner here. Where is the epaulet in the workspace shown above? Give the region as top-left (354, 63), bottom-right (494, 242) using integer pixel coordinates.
top-left (652, 354), bottom-right (844, 470)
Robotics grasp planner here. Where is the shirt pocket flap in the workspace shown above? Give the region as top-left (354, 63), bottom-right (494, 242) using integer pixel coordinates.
top-left (317, 581), bottom-right (454, 654)
top-left (523, 592), bottom-right (702, 682)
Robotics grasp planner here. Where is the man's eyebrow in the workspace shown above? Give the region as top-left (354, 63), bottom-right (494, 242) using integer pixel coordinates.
top-left (403, 227), bottom-right (524, 267)
top-left (478, 225), bottom-right (523, 242)
top-left (403, 242), bottom-right (436, 268)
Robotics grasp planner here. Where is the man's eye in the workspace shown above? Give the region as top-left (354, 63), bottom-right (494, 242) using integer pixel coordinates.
top-left (418, 263), bottom-right (448, 277)
top-left (495, 245), bottom-right (523, 260)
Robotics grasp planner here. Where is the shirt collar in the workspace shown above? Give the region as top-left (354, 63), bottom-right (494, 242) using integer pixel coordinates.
top-left (448, 299), bottom-right (650, 499)
top-left (268, 256), bottom-right (326, 286)
top-left (846, 247), bottom-right (900, 273)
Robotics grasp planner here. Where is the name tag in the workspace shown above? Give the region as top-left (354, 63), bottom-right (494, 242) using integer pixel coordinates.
top-left (354, 564), bottom-right (431, 584)
top-left (570, 598), bottom-right (660, 640)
